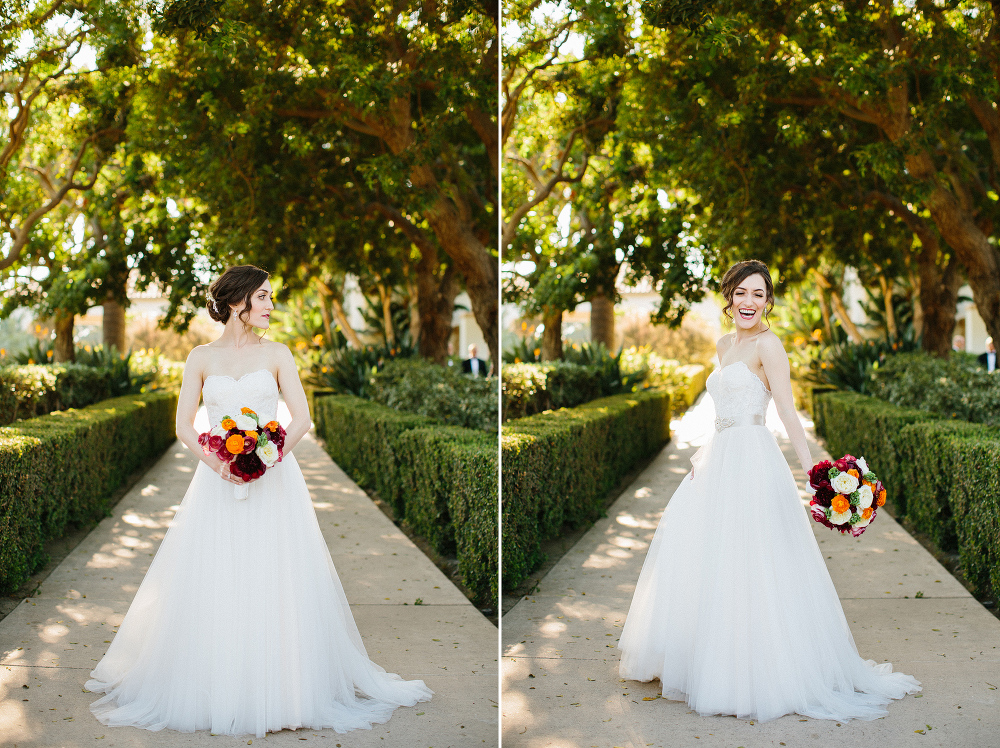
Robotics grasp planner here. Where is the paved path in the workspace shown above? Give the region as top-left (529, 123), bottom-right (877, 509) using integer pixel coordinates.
top-left (1, 401), bottom-right (497, 747)
top-left (502, 390), bottom-right (1000, 748)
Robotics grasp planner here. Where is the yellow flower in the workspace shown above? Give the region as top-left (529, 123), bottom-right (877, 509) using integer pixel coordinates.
top-left (321, 366), bottom-right (328, 372)
top-left (794, 336), bottom-right (806, 346)
top-left (295, 340), bottom-right (307, 350)
top-left (0, 348), bottom-right (5, 357)
top-left (312, 334), bottom-right (323, 345)
top-left (533, 348), bottom-right (540, 357)
top-left (46, 351), bottom-right (52, 358)
top-left (27, 358), bottom-right (34, 364)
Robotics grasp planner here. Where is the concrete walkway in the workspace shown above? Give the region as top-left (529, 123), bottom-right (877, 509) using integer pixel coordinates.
top-left (502, 390), bottom-right (1000, 748)
top-left (1, 401), bottom-right (497, 747)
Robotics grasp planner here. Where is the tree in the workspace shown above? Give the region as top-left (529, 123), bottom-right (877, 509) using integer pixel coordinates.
top-left (147, 0), bottom-right (498, 366)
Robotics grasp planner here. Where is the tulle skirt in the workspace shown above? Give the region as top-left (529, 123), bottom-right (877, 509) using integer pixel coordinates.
top-left (617, 423), bottom-right (921, 722)
top-left (86, 453), bottom-right (433, 737)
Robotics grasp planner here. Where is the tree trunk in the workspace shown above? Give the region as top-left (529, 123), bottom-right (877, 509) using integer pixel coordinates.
top-left (414, 246), bottom-right (458, 364)
top-left (52, 310), bottom-right (75, 363)
top-left (909, 267), bottom-right (924, 341)
top-left (590, 290), bottom-right (615, 350)
top-left (317, 293), bottom-right (334, 346)
top-left (406, 275), bottom-right (421, 346)
top-left (316, 278), bottom-right (363, 349)
top-left (816, 288), bottom-right (833, 341)
top-left (102, 294), bottom-right (126, 354)
top-left (829, 290), bottom-right (863, 343)
top-left (540, 307), bottom-right (563, 361)
top-left (376, 282), bottom-right (396, 347)
top-left (904, 152), bottom-right (1000, 346)
top-left (916, 244), bottom-right (962, 358)
top-left (877, 274), bottom-right (898, 341)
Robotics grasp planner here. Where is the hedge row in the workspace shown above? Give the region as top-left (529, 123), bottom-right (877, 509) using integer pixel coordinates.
top-left (501, 388), bottom-right (671, 591)
top-left (815, 391), bottom-right (1000, 603)
top-left (313, 394), bottom-right (497, 605)
top-left (0, 391), bottom-right (178, 594)
top-left (0, 363), bottom-right (127, 426)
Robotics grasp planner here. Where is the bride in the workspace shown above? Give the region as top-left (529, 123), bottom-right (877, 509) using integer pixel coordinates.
top-left (85, 264), bottom-right (433, 737)
top-left (617, 259), bottom-right (921, 722)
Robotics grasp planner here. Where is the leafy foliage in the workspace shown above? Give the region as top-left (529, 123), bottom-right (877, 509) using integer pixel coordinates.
top-left (371, 358), bottom-right (497, 433)
top-left (868, 352), bottom-right (1000, 427)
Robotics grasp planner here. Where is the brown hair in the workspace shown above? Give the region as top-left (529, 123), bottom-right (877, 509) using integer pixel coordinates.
top-left (207, 265), bottom-right (270, 330)
top-left (720, 260), bottom-right (775, 329)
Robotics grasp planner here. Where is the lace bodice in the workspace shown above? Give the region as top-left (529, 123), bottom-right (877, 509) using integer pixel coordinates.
top-left (202, 368), bottom-right (279, 427)
top-left (706, 361), bottom-right (771, 428)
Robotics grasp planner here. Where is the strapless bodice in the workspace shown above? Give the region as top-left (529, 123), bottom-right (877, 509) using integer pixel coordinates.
top-left (706, 361), bottom-right (771, 430)
top-left (201, 368), bottom-right (279, 426)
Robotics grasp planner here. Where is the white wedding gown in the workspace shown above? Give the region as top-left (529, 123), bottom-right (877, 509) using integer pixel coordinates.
top-left (618, 361), bottom-right (921, 722)
top-left (86, 368), bottom-right (433, 737)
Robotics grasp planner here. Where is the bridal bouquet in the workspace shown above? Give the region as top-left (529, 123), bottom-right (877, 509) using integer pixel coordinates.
top-left (807, 454), bottom-right (886, 537)
top-left (198, 407), bottom-right (286, 499)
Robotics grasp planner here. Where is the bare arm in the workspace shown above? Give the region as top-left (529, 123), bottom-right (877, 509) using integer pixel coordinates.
top-left (274, 343), bottom-right (311, 456)
top-left (174, 348), bottom-right (241, 483)
top-left (758, 335), bottom-right (813, 474)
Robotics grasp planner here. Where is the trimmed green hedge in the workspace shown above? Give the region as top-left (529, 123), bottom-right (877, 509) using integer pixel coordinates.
top-left (501, 388), bottom-right (671, 591)
top-left (0, 391), bottom-right (178, 594)
top-left (0, 364), bottom-right (118, 426)
top-left (313, 394), bottom-right (497, 605)
top-left (815, 390), bottom-right (1000, 603)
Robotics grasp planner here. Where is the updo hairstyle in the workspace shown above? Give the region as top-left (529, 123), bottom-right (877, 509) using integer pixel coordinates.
top-left (206, 265), bottom-right (270, 327)
top-left (719, 259), bottom-right (775, 328)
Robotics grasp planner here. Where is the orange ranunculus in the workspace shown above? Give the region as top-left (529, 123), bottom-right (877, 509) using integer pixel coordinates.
top-left (877, 489), bottom-right (886, 507)
top-left (245, 430), bottom-right (257, 442)
top-left (862, 507), bottom-right (873, 520)
top-left (241, 407), bottom-right (255, 415)
top-left (831, 496), bottom-right (851, 514)
top-left (847, 468), bottom-right (860, 478)
top-left (225, 434), bottom-right (245, 454)
top-left (265, 420), bottom-right (279, 431)
top-left (221, 418), bottom-right (237, 430)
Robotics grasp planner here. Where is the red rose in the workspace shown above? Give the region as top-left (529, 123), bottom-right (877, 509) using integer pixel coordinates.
top-left (809, 460), bottom-right (833, 489)
top-left (833, 456), bottom-right (854, 472)
top-left (208, 434), bottom-right (224, 452)
top-left (813, 484), bottom-right (836, 507)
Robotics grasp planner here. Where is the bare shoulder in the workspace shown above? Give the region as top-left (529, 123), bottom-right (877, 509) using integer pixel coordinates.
top-left (716, 332), bottom-right (736, 360)
top-left (263, 338), bottom-right (292, 357)
top-left (182, 344), bottom-right (212, 383)
top-left (756, 330), bottom-right (788, 360)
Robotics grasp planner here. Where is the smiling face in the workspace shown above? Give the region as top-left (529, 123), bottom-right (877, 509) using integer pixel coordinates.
top-left (731, 273), bottom-right (768, 331)
top-left (232, 280), bottom-right (274, 329)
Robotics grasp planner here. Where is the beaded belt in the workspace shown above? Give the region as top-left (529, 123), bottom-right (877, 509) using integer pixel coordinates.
top-left (715, 413), bottom-right (765, 432)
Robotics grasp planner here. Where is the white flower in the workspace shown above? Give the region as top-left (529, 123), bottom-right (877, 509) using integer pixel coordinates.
top-left (853, 510), bottom-right (874, 529)
top-left (256, 440), bottom-right (280, 467)
top-left (210, 424), bottom-right (228, 438)
top-left (857, 484), bottom-right (874, 509)
top-left (234, 414), bottom-right (257, 431)
top-left (829, 508), bottom-right (853, 525)
top-left (856, 456), bottom-right (869, 474)
top-left (831, 471), bottom-right (859, 495)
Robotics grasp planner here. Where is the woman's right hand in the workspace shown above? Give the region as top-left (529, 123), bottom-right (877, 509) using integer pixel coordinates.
top-left (214, 459), bottom-right (242, 485)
